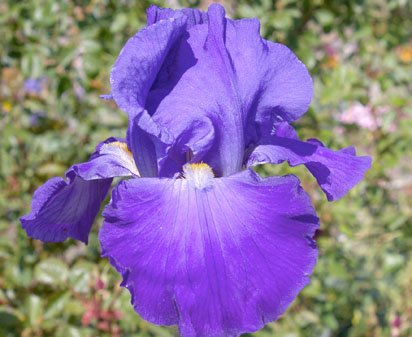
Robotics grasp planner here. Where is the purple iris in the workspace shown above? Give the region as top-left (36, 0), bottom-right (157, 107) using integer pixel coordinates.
top-left (24, 77), bottom-right (47, 95)
top-left (21, 4), bottom-right (371, 337)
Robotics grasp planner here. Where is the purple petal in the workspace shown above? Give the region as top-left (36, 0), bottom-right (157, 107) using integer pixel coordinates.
top-left (110, 11), bottom-right (190, 176)
top-left (156, 116), bottom-right (215, 177)
top-left (72, 137), bottom-right (139, 179)
top-left (147, 5), bottom-right (246, 176)
top-left (224, 17), bottom-right (313, 129)
top-left (110, 11), bottom-right (187, 117)
top-left (100, 170), bottom-right (318, 337)
top-left (20, 138), bottom-right (138, 243)
top-left (24, 77), bottom-right (47, 95)
top-left (128, 110), bottom-right (216, 178)
top-left (112, 4), bottom-right (312, 177)
top-left (247, 129), bottom-right (372, 201)
top-left (145, 5), bottom-right (312, 176)
top-left (126, 110), bottom-right (176, 177)
top-left (21, 175), bottom-right (110, 243)
top-left (146, 5), bottom-right (207, 27)
top-left (99, 94), bottom-right (113, 100)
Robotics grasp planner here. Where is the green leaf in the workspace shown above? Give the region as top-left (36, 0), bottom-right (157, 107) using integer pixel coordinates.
top-left (44, 291), bottom-right (71, 320)
top-left (56, 325), bottom-right (91, 337)
top-left (26, 295), bottom-right (43, 327)
top-left (34, 258), bottom-right (68, 286)
top-left (69, 260), bottom-right (95, 293)
top-left (110, 13), bottom-right (129, 33)
top-left (315, 9), bottom-right (335, 27)
top-left (0, 308), bottom-right (23, 328)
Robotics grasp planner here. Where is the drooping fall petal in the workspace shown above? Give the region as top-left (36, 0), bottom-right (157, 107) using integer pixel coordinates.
top-left (21, 138), bottom-right (137, 243)
top-left (100, 170), bottom-right (318, 337)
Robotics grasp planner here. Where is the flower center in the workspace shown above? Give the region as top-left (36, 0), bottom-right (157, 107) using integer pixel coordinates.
top-left (183, 163), bottom-right (214, 190)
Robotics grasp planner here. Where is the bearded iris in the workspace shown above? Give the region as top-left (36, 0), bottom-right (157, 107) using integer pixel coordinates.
top-left (21, 4), bottom-right (371, 337)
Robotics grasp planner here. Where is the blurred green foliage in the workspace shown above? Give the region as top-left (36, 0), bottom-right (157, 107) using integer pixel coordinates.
top-left (1, 0), bottom-right (411, 336)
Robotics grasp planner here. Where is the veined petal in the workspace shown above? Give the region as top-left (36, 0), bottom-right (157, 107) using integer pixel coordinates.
top-left (247, 130), bottom-right (372, 201)
top-left (113, 4), bottom-right (312, 176)
top-left (123, 5), bottom-right (241, 177)
top-left (110, 13), bottom-right (187, 116)
top-left (100, 170), bottom-right (318, 337)
top-left (21, 138), bottom-right (137, 243)
top-left (148, 5), bottom-right (245, 176)
top-left (145, 5), bottom-right (312, 176)
top-left (21, 175), bottom-right (110, 243)
top-left (224, 17), bottom-right (313, 131)
top-left (110, 12), bottom-right (190, 176)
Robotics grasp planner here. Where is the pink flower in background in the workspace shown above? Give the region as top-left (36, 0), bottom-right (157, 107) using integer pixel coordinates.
top-left (319, 31), bottom-right (358, 69)
top-left (340, 102), bottom-right (396, 132)
top-left (340, 102), bottom-right (377, 130)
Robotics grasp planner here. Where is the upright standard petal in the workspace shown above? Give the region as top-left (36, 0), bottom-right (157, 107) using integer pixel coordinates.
top-left (21, 139), bottom-right (138, 243)
top-left (146, 5), bottom-right (207, 27)
top-left (110, 13), bottom-right (187, 116)
top-left (223, 16), bottom-right (313, 130)
top-left (247, 124), bottom-right (372, 201)
top-left (112, 4), bottom-right (312, 177)
top-left (110, 11), bottom-right (189, 177)
top-left (100, 169), bottom-right (319, 337)
top-left (142, 4), bottom-right (312, 176)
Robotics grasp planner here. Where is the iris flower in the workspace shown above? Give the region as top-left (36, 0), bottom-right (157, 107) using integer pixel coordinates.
top-left (21, 4), bottom-right (371, 337)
